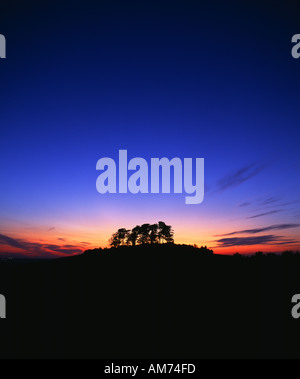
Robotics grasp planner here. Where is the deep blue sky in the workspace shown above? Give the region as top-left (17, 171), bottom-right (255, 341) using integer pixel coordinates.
top-left (1, 0), bottom-right (300, 257)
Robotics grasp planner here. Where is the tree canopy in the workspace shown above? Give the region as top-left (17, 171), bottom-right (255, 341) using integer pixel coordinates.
top-left (109, 221), bottom-right (174, 248)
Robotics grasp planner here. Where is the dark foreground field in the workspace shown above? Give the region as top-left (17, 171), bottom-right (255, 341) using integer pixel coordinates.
top-left (0, 244), bottom-right (300, 359)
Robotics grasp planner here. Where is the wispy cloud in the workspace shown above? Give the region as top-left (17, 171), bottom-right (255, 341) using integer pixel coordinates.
top-left (239, 202), bottom-right (251, 207)
top-left (44, 244), bottom-right (82, 255)
top-left (216, 164), bottom-right (265, 192)
top-left (0, 234), bottom-right (25, 249)
top-left (216, 224), bottom-right (300, 237)
top-left (247, 210), bottom-right (282, 219)
top-left (279, 200), bottom-right (300, 207)
top-left (0, 233), bottom-right (83, 257)
top-left (215, 235), bottom-right (298, 248)
top-left (261, 197), bottom-right (280, 206)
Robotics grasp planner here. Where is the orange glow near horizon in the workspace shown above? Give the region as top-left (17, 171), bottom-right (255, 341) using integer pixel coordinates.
top-left (1, 197), bottom-right (300, 258)
top-left (1, 217), bottom-right (299, 258)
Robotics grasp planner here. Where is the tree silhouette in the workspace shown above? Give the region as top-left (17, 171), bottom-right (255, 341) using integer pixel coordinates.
top-left (149, 224), bottom-right (159, 244)
top-left (198, 246), bottom-right (214, 255)
top-left (126, 225), bottom-right (141, 246)
top-left (138, 224), bottom-right (151, 244)
top-left (255, 251), bottom-right (264, 258)
top-left (109, 228), bottom-right (130, 247)
top-left (109, 221), bottom-right (174, 247)
top-left (158, 221), bottom-right (174, 243)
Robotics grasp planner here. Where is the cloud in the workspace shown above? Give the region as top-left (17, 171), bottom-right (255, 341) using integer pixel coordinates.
top-left (247, 210), bottom-right (282, 219)
top-left (279, 200), bottom-right (300, 207)
top-left (0, 234), bottom-right (83, 257)
top-left (216, 164), bottom-right (265, 192)
top-left (239, 202), bottom-right (251, 207)
top-left (215, 235), bottom-right (298, 248)
top-left (216, 224), bottom-right (300, 237)
top-left (44, 244), bottom-right (82, 255)
top-left (57, 239), bottom-right (90, 246)
top-left (48, 227), bottom-right (56, 232)
top-left (0, 234), bottom-right (25, 249)
top-left (261, 197), bottom-right (280, 205)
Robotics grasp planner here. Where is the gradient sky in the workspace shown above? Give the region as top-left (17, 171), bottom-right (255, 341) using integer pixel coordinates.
top-left (1, 0), bottom-right (300, 258)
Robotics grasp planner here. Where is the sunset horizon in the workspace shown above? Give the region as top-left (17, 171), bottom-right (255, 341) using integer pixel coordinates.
top-left (2, 2), bottom-right (300, 259)
top-left (1, 210), bottom-right (300, 258)
top-left (2, 0), bottom-right (300, 361)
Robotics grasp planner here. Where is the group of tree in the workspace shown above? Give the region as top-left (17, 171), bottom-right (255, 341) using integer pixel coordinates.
top-left (233, 250), bottom-right (300, 259)
top-left (109, 221), bottom-right (174, 248)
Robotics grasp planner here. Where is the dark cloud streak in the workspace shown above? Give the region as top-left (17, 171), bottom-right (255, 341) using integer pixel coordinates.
top-left (247, 210), bottom-right (282, 219)
top-left (217, 223), bottom-right (300, 237)
top-left (215, 235), bottom-right (298, 248)
top-left (216, 164), bottom-right (265, 192)
top-left (240, 202), bottom-right (251, 207)
top-left (0, 234), bottom-right (82, 256)
top-left (0, 234), bottom-right (25, 249)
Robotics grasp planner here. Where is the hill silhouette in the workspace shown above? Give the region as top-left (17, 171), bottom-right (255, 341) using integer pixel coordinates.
top-left (1, 243), bottom-right (300, 358)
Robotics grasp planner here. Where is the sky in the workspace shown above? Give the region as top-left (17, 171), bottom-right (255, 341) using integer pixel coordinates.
top-left (1, 0), bottom-right (300, 258)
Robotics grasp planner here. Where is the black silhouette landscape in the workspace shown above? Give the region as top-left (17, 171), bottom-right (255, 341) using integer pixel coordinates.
top-left (1, 222), bottom-right (300, 359)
